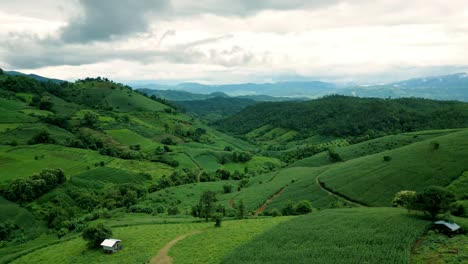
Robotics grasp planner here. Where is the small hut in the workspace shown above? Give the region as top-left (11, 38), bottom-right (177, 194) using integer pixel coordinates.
top-left (434, 221), bottom-right (462, 235)
top-left (100, 239), bottom-right (122, 253)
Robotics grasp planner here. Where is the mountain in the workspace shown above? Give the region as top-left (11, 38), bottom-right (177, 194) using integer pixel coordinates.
top-left (341, 73), bottom-right (468, 101)
top-left (134, 81), bottom-right (337, 98)
top-left (137, 88), bottom-right (308, 102)
top-left (4, 70), bottom-right (65, 84)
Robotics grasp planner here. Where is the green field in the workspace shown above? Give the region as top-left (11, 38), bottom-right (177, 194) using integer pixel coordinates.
top-left (222, 208), bottom-right (431, 264)
top-left (170, 217), bottom-right (294, 264)
top-left (319, 129), bottom-right (468, 206)
top-left (11, 223), bottom-right (210, 264)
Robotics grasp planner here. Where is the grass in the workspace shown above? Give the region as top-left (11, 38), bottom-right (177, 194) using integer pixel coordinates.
top-left (11, 223), bottom-right (211, 264)
top-left (170, 217), bottom-right (294, 264)
top-left (0, 145), bottom-right (113, 182)
top-left (105, 128), bottom-right (162, 151)
top-left (74, 167), bottom-right (150, 184)
top-left (291, 129), bottom-right (458, 168)
top-left (410, 232), bottom-right (468, 264)
top-left (222, 208), bottom-right (431, 264)
top-left (445, 170), bottom-right (468, 200)
top-left (318, 129), bottom-right (468, 206)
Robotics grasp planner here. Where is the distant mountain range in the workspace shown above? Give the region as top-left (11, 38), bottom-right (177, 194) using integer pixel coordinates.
top-left (4, 70), bottom-right (468, 101)
top-left (137, 88), bottom-right (309, 102)
top-left (342, 73), bottom-right (468, 101)
top-left (134, 73), bottom-right (468, 102)
top-left (134, 81), bottom-right (337, 98)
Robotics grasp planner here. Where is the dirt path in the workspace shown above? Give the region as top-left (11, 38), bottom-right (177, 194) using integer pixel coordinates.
top-left (315, 176), bottom-right (366, 207)
top-left (254, 186), bottom-right (287, 216)
top-left (150, 230), bottom-right (203, 264)
top-left (228, 193), bottom-right (240, 209)
top-left (182, 152), bottom-right (203, 181)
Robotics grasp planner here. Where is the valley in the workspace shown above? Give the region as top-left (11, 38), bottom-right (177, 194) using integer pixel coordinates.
top-left (0, 71), bottom-right (467, 264)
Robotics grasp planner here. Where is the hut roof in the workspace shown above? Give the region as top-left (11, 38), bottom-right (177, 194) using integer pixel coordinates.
top-left (434, 221), bottom-right (461, 232)
top-left (100, 239), bottom-right (121, 247)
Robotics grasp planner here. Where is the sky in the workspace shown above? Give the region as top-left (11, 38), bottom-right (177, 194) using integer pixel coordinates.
top-left (1, 0), bottom-right (468, 84)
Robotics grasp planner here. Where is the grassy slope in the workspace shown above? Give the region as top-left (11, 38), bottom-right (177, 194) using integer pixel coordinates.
top-left (291, 129), bottom-right (459, 167)
top-left (319, 129), bottom-right (468, 206)
top-left (222, 208), bottom-right (431, 264)
top-left (10, 217), bottom-right (292, 264)
top-left (170, 217), bottom-right (293, 264)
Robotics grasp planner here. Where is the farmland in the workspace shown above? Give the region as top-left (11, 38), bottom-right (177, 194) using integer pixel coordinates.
top-left (222, 208), bottom-right (431, 264)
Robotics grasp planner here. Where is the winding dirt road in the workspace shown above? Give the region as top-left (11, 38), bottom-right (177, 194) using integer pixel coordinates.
top-left (150, 230), bottom-right (203, 264)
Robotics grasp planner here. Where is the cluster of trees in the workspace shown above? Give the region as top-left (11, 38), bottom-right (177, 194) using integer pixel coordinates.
top-left (82, 223), bottom-right (113, 248)
top-left (216, 95), bottom-right (468, 139)
top-left (2, 169), bottom-right (66, 203)
top-left (28, 130), bottom-right (56, 145)
top-left (281, 145), bottom-right (327, 163)
top-left (392, 187), bottom-right (459, 219)
top-left (219, 152), bottom-right (253, 164)
top-left (278, 200), bottom-right (314, 216)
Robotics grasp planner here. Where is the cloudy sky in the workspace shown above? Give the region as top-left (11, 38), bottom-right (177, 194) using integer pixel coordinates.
top-left (1, 0), bottom-right (468, 84)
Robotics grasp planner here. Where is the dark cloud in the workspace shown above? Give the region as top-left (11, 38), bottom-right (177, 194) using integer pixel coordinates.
top-left (60, 0), bottom-right (169, 43)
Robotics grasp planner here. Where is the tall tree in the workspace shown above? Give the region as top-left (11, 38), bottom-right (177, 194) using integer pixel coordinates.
top-left (413, 186), bottom-right (455, 219)
top-left (199, 190), bottom-right (217, 222)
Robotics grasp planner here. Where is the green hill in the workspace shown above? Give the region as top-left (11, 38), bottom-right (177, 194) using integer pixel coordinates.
top-left (216, 95), bottom-right (468, 139)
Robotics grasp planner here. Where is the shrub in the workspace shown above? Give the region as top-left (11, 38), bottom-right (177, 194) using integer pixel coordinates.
top-left (222, 184), bottom-right (234, 194)
top-left (212, 213), bottom-right (223, 227)
top-left (383, 156), bottom-right (392, 162)
top-left (82, 223), bottom-right (112, 248)
top-left (295, 200), bottom-right (313, 214)
top-left (328, 149), bottom-right (343, 162)
top-left (270, 208), bottom-right (282, 217)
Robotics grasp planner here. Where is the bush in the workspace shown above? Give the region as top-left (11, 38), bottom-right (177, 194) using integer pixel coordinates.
top-left (223, 184), bottom-right (234, 194)
top-left (82, 223), bottom-right (113, 248)
top-left (212, 213), bottom-right (223, 227)
top-left (295, 200), bottom-right (313, 214)
top-left (383, 156), bottom-right (392, 162)
top-left (270, 208), bottom-right (282, 217)
top-left (168, 206), bottom-right (180, 215)
top-left (328, 149), bottom-right (343, 162)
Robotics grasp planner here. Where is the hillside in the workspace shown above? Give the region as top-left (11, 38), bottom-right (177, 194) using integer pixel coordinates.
top-left (216, 95), bottom-right (468, 139)
top-left (174, 97), bottom-right (258, 121)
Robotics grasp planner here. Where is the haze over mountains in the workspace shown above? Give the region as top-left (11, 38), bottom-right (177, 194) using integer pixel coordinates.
top-left (133, 72), bottom-right (468, 102)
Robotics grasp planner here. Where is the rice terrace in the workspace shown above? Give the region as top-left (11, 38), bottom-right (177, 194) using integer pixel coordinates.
top-left (1, 1), bottom-right (468, 263)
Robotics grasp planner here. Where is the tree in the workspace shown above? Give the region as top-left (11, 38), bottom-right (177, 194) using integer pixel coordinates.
top-left (413, 186), bottom-right (455, 219)
top-left (29, 130), bottom-right (55, 144)
top-left (0, 68), bottom-right (3, 75)
top-left (212, 213), bottom-right (223, 227)
top-left (328, 149), bottom-right (343, 162)
top-left (222, 184), bottom-right (233, 194)
top-left (237, 199), bottom-right (245, 219)
top-left (295, 200), bottom-right (313, 214)
top-left (199, 191), bottom-right (217, 221)
top-left (82, 223), bottom-right (113, 248)
top-left (82, 111), bottom-right (99, 128)
top-left (392, 190), bottom-right (417, 211)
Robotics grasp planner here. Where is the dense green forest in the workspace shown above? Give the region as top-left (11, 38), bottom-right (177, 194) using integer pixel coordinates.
top-left (216, 95), bottom-right (468, 138)
top-left (174, 97), bottom-right (257, 121)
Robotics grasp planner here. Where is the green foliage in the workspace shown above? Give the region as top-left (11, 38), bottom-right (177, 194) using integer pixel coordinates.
top-left (412, 186), bottom-right (456, 219)
top-left (327, 148), bottom-right (343, 162)
top-left (28, 129), bottom-right (56, 145)
top-left (2, 168), bottom-right (66, 203)
top-left (222, 183), bottom-right (234, 194)
top-left (222, 208), bottom-right (430, 264)
top-left (392, 190), bottom-right (417, 209)
top-left (82, 223), bottom-right (113, 249)
top-left (217, 95), bottom-right (468, 138)
top-left (198, 190), bottom-right (217, 221)
top-left (212, 213), bottom-right (223, 227)
top-left (294, 200), bottom-right (313, 214)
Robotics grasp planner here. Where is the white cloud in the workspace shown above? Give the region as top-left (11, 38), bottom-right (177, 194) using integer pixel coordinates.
top-left (1, 0), bottom-right (468, 83)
